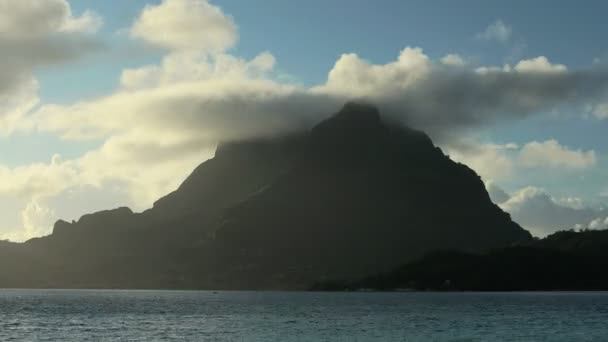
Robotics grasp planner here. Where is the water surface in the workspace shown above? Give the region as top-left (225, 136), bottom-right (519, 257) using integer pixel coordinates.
top-left (1, 290), bottom-right (607, 341)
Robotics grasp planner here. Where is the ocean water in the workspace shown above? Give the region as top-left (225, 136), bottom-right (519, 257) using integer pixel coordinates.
top-left (0, 290), bottom-right (607, 341)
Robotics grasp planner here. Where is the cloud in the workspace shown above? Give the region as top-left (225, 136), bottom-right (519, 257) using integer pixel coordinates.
top-left (0, 0), bottom-right (103, 136)
top-left (314, 47), bottom-right (431, 98)
top-left (15, 46), bottom-right (608, 240)
top-left (587, 217), bottom-right (608, 230)
top-left (20, 200), bottom-right (56, 241)
top-left (440, 54), bottom-right (466, 66)
top-left (0, 154), bottom-right (78, 199)
top-left (446, 138), bottom-right (595, 181)
top-left (591, 102), bottom-right (608, 119)
top-left (0, 181), bottom-right (136, 242)
top-left (518, 140), bottom-right (596, 170)
top-left (4, 1), bottom-right (608, 241)
top-left (485, 180), bottom-right (511, 204)
top-left (0, 0), bottom-right (102, 38)
top-left (0, 78), bottom-right (39, 135)
top-left (476, 20), bottom-right (512, 43)
top-left (491, 185), bottom-right (606, 237)
top-left (446, 142), bottom-right (516, 181)
top-left (130, 0), bottom-right (237, 53)
top-left (119, 51), bottom-right (277, 91)
top-left (60, 10), bottom-right (103, 34)
top-left (315, 51), bottom-right (608, 141)
top-left (514, 56), bottom-right (567, 73)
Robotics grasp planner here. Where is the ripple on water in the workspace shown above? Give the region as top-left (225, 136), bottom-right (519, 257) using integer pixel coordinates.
top-left (0, 290), bottom-right (607, 341)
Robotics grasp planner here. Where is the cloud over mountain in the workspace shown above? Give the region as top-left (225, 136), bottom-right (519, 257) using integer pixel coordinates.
top-left (1, 0), bottom-right (608, 241)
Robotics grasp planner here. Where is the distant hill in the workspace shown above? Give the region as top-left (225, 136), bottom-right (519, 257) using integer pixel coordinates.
top-left (312, 229), bottom-right (608, 291)
top-left (0, 102), bottom-right (531, 290)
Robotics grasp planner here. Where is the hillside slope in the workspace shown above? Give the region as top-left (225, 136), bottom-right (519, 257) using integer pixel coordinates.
top-left (0, 103), bottom-right (531, 289)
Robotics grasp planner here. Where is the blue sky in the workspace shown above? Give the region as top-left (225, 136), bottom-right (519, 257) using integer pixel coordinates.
top-left (1, 0), bottom-right (608, 240)
top-left (42, 0), bottom-right (608, 101)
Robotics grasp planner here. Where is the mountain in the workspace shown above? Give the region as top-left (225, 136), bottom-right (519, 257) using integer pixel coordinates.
top-left (317, 229), bottom-right (608, 291)
top-left (0, 102), bottom-right (531, 289)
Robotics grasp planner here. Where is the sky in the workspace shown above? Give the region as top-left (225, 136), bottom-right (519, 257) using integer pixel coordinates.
top-left (1, 0), bottom-right (608, 241)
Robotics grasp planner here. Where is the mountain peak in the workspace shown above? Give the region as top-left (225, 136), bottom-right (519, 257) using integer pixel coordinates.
top-left (335, 101), bottom-right (381, 123)
top-left (320, 101), bottom-right (381, 130)
top-left (2, 103), bottom-right (531, 290)
top-left (311, 101), bottom-right (384, 145)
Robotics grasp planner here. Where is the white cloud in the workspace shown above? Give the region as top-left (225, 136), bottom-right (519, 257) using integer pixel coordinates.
top-left (588, 217), bottom-right (608, 230)
top-left (440, 54), bottom-right (466, 66)
top-left (494, 185), bottom-right (606, 237)
top-left (314, 47), bottom-right (431, 98)
top-left (474, 57), bottom-right (567, 75)
top-left (555, 196), bottom-right (587, 210)
top-left (0, 0), bottom-right (102, 38)
top-left (514, 56), bottom-right (567, 73)
top-left (0, 154), bottom-right (79, 241)
top-left (591, 102), bottom-right (608, 119)
top-left (446, 138), bottom-right (594, 182)
top-left (130, 0), bottom-right (237, 53)
top-left (20, 200), bottom-right (56, 240)
top-left (0, 0), bottom-right (102, 136)
top-left (446, 142), bottom-right (516, 181)
top-left (60, 9), bottom-right (103, 34)
top-left (0, 78), bottom-right (39, 135)
top-left (119, 51), bottom-right (277, 91)
top-left (476, 20), bottom-right (512, 43)
top-left (518, 140), bottom-right (596, 170)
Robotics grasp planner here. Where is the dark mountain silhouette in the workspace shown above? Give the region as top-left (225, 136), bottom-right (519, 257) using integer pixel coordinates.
top-left (0, 102), bottom-right (531, 289)
top-left (312, 229), bottom-right (608, 291)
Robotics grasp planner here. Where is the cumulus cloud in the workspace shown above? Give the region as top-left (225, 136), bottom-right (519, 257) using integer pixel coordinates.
top-left (514, 56), bottom-right (567, 73)
top-left (490, 185), bottom-right (606, 237)
top-left (60, 10), bottom-right (103, 34)
top-left (0, 154), bottom-right (78, 199)
top-left (446, 142), bottom-right (516, 181)
top-left (518, 140), bottom-right (596, 170)
top-left (130, 0), bottom-right (237, 53)
top-left (476, 20), bottom-right (512, 43)
top-left (315, 47), bottom-right (432, 98)
top-left (0, 0), bottom-right (103, 136)
top-left (119, 51), bottom-right (277, 91)
top-left (440, 54), bottom-right (466, 66)
top-left (0, 0), bottom-right (102, 38)
top-left (315, 51), bottom-right (608, 141)
top-left (446, 138), bottom-right (595, 181)
top-left (20, 200), bottom-right (56, 240)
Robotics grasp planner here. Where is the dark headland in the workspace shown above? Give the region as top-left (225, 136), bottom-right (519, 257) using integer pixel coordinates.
top-left (1, 102), bottom-right (604, 291)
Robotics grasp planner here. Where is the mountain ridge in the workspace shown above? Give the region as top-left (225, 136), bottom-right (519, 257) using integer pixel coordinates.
top-left (0, 102), bottom-right (532, 289)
